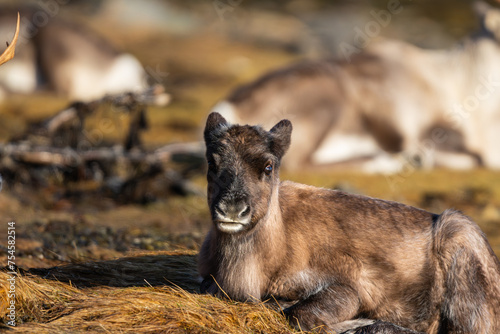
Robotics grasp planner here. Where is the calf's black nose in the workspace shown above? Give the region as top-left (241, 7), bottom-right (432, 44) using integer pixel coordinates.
top-left (216, 201), bottom-right (251, 221)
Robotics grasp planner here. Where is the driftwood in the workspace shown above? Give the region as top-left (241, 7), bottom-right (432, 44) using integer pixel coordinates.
top-left (0, 142), bottom-right (204, 167)
top-left (0, 141), bottom-right (204, 203)
top-left (0, 86), bottom-right (204, 204)
top-left (19, 84), bottom-right (170, 150)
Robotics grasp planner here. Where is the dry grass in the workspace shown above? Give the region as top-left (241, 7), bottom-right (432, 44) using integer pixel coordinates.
top-left (1, 251), bottom-right (299, 333)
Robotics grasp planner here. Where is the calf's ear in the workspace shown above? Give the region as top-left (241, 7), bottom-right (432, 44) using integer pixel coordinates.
top-left (270, 119), bottom-right (292, 159)
top-left (204, 112), bottom-right (228, 142)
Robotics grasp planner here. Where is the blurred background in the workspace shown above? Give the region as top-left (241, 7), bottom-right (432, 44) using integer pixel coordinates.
top-left (0, 0), bottom-right (499, 269)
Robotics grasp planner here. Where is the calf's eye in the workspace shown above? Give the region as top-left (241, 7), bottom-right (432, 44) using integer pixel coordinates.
top-left (207, 161), bottom-right (217, 172)
top-left (264, 164), bottom-right (273, 175)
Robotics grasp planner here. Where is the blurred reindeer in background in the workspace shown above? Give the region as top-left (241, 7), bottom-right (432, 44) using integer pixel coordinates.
top-left (212, 2), bottom-right (500, 173)
top-left (0, 9), bottom-right (157, 102)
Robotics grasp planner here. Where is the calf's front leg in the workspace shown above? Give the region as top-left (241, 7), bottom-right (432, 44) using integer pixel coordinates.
top-left (283, 284), bottom-right (424, 334)
top-left (283, 284), bottom-right (361, 332)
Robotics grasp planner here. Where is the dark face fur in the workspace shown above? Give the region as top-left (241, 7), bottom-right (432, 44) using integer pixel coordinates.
top-left (204, 112), bottom-right (292, 234)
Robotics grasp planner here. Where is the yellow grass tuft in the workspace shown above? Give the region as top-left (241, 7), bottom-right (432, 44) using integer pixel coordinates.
top-left (1, 251), bottom-right (301, 333)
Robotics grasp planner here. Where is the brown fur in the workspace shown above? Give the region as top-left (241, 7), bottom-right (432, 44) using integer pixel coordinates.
top-left (199, 112), bottom-right (500, 333)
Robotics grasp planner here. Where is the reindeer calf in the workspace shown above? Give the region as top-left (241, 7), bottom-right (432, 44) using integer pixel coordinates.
top-left (198, 112), bottom-right (500, 333)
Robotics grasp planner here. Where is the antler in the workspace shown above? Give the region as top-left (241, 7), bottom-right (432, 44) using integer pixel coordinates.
top-left (0, 12), bottom-right (20, 66)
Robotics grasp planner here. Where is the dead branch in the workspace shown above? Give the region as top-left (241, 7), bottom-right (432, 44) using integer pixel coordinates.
top-left (0, 142), bottom-right (204, 167)
top-left (0, 82), bottom-right (197, 204)
top-left (22, 85), bottom-right (170, 150)
top-left (0, 12), bottom-right (19, 66)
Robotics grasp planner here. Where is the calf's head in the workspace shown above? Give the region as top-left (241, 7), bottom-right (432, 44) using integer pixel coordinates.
top-left (204, 112), bottom-right (292, 234)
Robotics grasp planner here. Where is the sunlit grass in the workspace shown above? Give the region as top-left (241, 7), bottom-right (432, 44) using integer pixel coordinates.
top-left (0, 253), bottom-right (301, 333)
